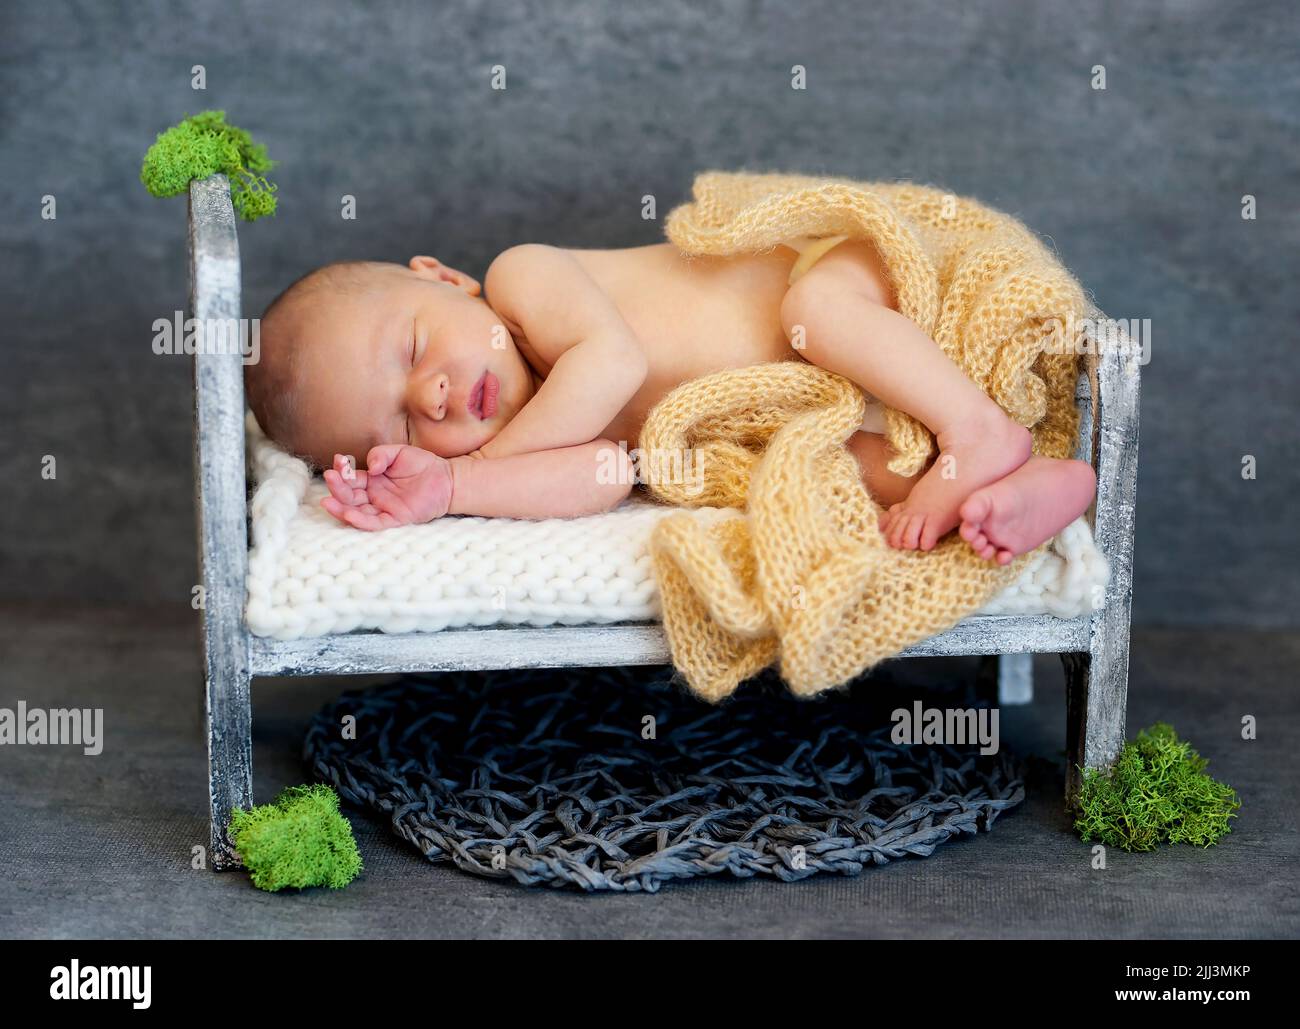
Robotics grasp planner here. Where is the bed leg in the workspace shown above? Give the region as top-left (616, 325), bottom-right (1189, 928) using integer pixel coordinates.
top-left (1062, 641), bottom-right (1127, 808)
top-left (1066, 320), bottom-right (1139, 808)
top-left (189, 174), bottom-right (254, 870)
top-left (205, 655), bottom-right (252, 871)
top-left (996, 652), bottom-right (1034, 705)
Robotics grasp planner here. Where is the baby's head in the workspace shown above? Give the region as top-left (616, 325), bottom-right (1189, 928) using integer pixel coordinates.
top-left (248, 256), bottom-right (535, 468)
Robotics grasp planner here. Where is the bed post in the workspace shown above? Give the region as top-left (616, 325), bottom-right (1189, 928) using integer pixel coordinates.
top-left (1064, 322), bottom-right (1141, 805)
top-left (189, 174), bottom-right (253, 870)
top-left (996, 652), bottom-right (1034, 704)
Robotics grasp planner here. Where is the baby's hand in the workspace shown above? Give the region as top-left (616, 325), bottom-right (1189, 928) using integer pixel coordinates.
top-left (320, 445), bottom-right (453, 531)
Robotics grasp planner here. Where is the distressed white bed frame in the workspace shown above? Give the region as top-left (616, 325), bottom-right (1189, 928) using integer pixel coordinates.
top-left (189, 175), bottom-right (1141, 869)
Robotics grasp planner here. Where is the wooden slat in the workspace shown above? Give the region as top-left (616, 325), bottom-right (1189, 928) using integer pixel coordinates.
top-left (248, 613), bottom-right (1091, 678)
top-left (251, 623), bottom-right (671, 677)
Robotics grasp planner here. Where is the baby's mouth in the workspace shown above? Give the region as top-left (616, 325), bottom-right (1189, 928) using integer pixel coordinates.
top-left (467, 370), bottom-right (499, 420)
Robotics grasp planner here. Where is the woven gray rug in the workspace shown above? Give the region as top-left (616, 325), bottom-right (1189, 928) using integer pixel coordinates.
top-left (304, 665), bottom-right (1024, 892)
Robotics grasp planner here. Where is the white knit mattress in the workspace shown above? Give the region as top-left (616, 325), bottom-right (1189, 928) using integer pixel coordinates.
top-left (244, 416), bottom-right (1110, 640)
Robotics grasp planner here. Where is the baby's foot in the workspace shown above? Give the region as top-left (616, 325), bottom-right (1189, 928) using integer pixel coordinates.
top-left (958, 456), bottom-right (1097, 565)
top-left (879, 410), bottom-right (1032, 551)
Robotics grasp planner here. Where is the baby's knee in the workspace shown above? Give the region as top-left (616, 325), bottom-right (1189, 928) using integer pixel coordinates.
top-left (782, 242), bottom-right (893, 334)
top-left (782, 274), bottom-right (884, 365)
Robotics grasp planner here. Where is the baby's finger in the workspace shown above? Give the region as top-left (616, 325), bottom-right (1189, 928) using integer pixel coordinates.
top-left (357, 501), bottom-right (406, 528)
top-left (365, 444), bottom-right (406, 478)
top-left (321, 495), bottom-right (355, 525)
top-left (324, 468), bottom-right (367, 506)
top-left (333, 453), bottom-right (362, 484)
top-left (341, 505), bottom-right (402, 532)
top-left (324, 495), bottom-right (373, 530)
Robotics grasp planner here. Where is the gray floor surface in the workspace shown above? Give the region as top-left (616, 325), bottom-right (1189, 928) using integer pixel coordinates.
top-left (0, 607), bottom-right (1296, 939)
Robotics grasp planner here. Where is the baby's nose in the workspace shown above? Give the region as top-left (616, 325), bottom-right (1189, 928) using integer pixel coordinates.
top-left (421, 373), bottom-right (450, 421)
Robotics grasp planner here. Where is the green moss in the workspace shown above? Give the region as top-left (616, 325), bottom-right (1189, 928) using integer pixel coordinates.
top-left (1074, 722), bottom-right (1240, 852)
top-left (229, 784), bottom-right (362, 891)
top-left (140, 109), bottom-right (278, 221)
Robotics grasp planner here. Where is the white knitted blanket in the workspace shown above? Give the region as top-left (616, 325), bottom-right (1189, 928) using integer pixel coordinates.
top-left (244, 415), bottom-right (1110, 640)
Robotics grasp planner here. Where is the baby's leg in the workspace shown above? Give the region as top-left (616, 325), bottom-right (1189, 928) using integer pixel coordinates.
top-left (780, 240), bottom-right (1031, 550)
top-left (845, 430), bottom-right (925, 507)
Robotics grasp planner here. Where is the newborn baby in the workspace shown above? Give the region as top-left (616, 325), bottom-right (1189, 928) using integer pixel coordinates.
top-left (249, 239), bottom-right (1096, 563)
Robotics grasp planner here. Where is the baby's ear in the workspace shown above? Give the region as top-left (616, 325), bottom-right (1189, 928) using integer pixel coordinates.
top-left (408, 255), bottom-right (481, 296)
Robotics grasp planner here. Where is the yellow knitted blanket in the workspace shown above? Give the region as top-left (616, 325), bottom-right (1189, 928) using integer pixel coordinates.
top-left (639, 171), bottom-right (1089, 702)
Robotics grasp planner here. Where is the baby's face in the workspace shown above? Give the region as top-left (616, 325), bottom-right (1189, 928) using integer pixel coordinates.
top-left (285, 261), bottom-right (535, 467)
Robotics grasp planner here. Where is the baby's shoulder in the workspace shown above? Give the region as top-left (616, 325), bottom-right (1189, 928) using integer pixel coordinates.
top-left (483, 244), bottom-right (574, 322)
top-left (485, 243), bottom-right (568, 285)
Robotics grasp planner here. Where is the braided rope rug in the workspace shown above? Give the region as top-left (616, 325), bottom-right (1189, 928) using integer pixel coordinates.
top-left (304, 666), bottom-right (1024, 892)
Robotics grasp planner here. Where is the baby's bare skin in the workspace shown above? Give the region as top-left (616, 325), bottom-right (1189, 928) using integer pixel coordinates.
top-left (258, 239), bottom-right (1094, 560)
top-left (562, 243), bottom-right (797, 446)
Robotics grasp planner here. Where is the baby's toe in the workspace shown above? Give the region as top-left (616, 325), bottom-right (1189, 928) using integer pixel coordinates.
top-left (959, 490), bottom-right (993, 531)
top-left (889, 512), bottom-right (911, 549)
top-left (919, 517), bottom-right (945, 551)
top-left (966, 531), bottom-right (997, 561)
top-left (886, 509), bottom-right (907, 548)
top-left (901, 513), bottom-right (925, 550)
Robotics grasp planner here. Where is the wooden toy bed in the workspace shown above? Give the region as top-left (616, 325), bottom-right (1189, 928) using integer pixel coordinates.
top-left (188, 175), bottom-right (1141, 870)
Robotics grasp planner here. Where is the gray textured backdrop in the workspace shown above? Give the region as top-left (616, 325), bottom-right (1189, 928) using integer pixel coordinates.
top-left (2, 0), bottom-right (1296, 627)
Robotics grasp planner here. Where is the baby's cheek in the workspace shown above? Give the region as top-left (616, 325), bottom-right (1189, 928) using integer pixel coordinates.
top-left (414, 424), bottom-right (463, 459)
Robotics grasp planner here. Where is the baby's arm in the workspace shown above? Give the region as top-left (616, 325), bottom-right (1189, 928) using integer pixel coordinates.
top-left (444, 441), bottom-right (631, 522)
top-left (321, 442), bottom-right (634, 529)
top-left (475, 245), bottom-right (648, 459)
top-left (448, 442), bottom-right (634, 519)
